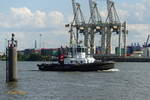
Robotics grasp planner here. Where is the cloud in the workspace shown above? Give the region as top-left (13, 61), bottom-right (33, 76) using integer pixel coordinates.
top-left (0, 7), bottom-right (65, 29)
top-left (11, 7), bottom-right (33, 17)
top-left (117, 1), bottom-right (150, 24)
top-left (0, 1), bottom-right (150, 52)
top-left (127, 24), bottom-right (150, 45)
top-left (48, 11), bottom-right (64, 25)
top-left (0, 7), bottom-right (69, 52)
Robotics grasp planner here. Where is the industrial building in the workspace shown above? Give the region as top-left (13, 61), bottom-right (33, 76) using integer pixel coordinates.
top-left (18, 48), bottom-right (59, 56)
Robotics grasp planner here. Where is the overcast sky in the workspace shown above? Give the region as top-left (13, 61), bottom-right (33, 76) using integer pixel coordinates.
top-left (0, 0), bottom-right (149, 52)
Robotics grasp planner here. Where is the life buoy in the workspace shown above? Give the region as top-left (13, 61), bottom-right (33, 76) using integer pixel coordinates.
top-left (58, 54), bottom-right (64, 64)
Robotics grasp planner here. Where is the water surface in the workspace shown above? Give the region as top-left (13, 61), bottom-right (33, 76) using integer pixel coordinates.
top-left (0, 61), bottom-right (150, 100)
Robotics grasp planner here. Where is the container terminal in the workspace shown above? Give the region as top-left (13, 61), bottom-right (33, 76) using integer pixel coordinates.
top-left (16, 36), bottom-right (150, 62)
top-left (64, 0), bottom-right (150, 62)
top-left (3, 0), bottom-right (149, 62)
top-left (94, 35), bottom-right (150, 62)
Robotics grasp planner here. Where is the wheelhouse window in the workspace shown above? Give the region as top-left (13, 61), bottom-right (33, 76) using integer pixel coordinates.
top-left (77, 47), bottom-right (86, 53)
top-left (82, 48), bottom-right (85, 52)
top-left (69, 46), bottom-right (86, 55)
top-left (77, 47), bottom-right (82, 52)
top-left (69, 48), bottom-right (73, 53)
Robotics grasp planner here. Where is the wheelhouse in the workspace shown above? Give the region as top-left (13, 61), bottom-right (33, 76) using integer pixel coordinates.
top-left (68, 45), bottom-right (86, 58)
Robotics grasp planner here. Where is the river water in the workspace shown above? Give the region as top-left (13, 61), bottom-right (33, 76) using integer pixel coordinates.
top-left (0, 61), bottom-right (150, 100)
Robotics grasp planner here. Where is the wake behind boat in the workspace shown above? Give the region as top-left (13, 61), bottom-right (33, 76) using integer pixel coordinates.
top-left (37, 45), bottom-right (115, 71)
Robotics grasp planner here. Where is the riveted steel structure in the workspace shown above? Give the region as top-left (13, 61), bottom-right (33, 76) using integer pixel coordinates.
top-left (66, 0), bottom-right (128, 56)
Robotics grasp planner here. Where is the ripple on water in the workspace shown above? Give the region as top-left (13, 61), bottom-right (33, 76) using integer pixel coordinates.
top-left (0, 61), bottom-right (150, 100)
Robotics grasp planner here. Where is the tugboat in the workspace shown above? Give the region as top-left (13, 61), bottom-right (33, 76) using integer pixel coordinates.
top-left (37, 45), bottom-right (114, 71)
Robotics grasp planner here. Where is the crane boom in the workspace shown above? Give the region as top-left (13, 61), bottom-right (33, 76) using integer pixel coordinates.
top-left (89, 0), bottom-right (96, 23)
top-left (107, 0), bottom-right (113, 23)
top-left (71, 0), bottom-right (79, 25)
top-left (146, 35), bottom-right (150, 46)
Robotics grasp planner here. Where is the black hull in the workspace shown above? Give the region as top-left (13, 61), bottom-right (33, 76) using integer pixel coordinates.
top-left (37, 62), bottom-right (115, 71)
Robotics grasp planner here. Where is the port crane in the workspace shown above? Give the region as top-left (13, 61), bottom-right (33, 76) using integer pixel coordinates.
top-left (105, 0), bottom-right (121, 55)
top-left (67, 0), bottom-right (128, 56)
top-left (68, 0), bottom-right (86, 46)
top-left (105, 0), bottom-right (128, 56)
top-left (88, 0), bottom-right (103, 54)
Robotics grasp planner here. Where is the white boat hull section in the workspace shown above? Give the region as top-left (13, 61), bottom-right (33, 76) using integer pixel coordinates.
top-left (64, 57), bottom-right (95, 64)
top-left (64, 52), bottom-right (95, 64)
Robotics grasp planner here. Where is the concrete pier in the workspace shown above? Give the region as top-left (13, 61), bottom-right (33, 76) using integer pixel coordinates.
top-left (94, 54), bottom-right (150, 62)
top-left (6, 34), bottom-right (18, 82)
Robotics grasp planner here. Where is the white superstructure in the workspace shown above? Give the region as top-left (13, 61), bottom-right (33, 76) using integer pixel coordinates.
top-left (64, 45), bottom-right (95, 64)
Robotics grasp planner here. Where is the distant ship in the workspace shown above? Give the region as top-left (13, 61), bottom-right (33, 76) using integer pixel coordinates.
top-left (37, 45), bottom-right (114, 71)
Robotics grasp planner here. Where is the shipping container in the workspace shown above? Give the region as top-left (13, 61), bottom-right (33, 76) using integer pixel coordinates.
top-left (96, 46), bottom-right (102, 54)
top-left (115, 47), bottom-right (125, 55)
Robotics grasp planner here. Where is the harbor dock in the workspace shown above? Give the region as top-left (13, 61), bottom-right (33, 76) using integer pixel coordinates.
top-left (94, 55), bottom-right (150, 62)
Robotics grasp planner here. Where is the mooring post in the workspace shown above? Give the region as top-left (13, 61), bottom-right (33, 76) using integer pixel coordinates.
top-left (6, 33), bottom-right (18, 82)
